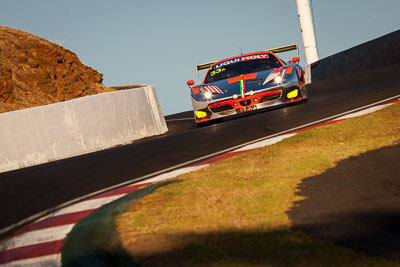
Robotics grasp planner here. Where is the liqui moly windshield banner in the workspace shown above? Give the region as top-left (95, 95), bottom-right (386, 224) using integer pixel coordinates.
top-left (214, 54), bottom-right (269, 69)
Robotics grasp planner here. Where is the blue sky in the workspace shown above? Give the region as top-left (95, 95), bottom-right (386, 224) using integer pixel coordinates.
top-left (1, 0), bottom-right (400, 115)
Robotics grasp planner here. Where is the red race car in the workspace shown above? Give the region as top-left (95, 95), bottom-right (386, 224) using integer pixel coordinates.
top-left (187, 44), bottom-right (308, 126)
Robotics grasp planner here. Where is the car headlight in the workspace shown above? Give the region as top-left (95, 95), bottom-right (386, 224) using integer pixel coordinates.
top-left (274, 76), bottom-right (282, 83)
top-left (204, 91), bottom-right (212, 99)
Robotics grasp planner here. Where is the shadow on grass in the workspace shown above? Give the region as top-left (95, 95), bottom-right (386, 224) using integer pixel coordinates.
top-left (63, 228), bottom-right (392, 267)
top-left (289, 144), bottom-right (400, 261)
top-left (291, 209), bottom-right (400, 262)
top-left (61, 180), bottom-right (180, 267)
top-left (125, 230), bottom-right (355, 267)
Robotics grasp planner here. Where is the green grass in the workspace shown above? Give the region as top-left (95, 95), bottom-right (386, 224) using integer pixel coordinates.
top-left (116, 102), bottom-right (400, 266)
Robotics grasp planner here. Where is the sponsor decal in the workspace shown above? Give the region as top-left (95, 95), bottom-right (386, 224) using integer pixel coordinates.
top-left (227, 73), bottom-right (258, 98)
top-left (210, 67), bottom-right (226, 77)
top-left (240, 54), bottom-right (269, 61)
top-left (200, 85), bottom-right (224, 94)
top-left (239, 77), bottom-right (246, 98)
top-left (214, 54), bottom-right (269, 69)
top-left (215, 58), bottom-right (240, 69)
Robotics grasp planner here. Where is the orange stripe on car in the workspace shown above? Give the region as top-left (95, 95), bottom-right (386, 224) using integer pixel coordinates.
top-left (227, 73), bottom-right (258, 84)
top-left (285, 67), bottom-right (293, 74)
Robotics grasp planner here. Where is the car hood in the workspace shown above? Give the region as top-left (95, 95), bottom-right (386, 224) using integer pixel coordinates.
top-left (202, 68), bottom-right (281, 101)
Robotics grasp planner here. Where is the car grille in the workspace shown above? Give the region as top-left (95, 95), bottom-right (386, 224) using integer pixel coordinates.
top-left (210, 104), bottom-right (234, 113)
top-left (259, 93), bottom-right (281, 103)
top-left (239, 99), bottom-right (252, 106)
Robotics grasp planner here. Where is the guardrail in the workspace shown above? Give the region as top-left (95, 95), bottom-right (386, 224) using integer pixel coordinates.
top-left (0, 84), bottom-right (167, 173)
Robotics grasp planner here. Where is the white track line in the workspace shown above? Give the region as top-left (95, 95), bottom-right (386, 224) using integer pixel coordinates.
top-left (50, 194), bottom-right (125, 217)
top-left (234, 133), bottom-right (297, 152)
top-left (333, 104), bottom-right (391, 121)
top-left (141, 165), bottom-right (209, 184)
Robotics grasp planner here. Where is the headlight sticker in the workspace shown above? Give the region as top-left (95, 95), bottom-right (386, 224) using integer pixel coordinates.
top-left (200, 85), bottom-right (224, 95)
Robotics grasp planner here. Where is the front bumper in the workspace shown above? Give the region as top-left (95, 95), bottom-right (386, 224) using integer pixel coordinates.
top-left (193, 86), bottom-right (305, 123)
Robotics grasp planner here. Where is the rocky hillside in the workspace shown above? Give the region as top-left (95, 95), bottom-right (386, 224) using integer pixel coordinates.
top-left (0, 26), bottom-right (113, 114)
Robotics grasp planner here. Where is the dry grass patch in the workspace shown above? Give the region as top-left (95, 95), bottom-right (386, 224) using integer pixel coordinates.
top-left (116, 102), bottom-right (400, 266)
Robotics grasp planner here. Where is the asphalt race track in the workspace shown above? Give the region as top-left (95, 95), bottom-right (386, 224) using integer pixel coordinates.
top-left (1, 63), bottom-right (400, 235)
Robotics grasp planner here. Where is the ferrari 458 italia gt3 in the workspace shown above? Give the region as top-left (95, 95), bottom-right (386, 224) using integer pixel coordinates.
top-left (187, 44), bottom-right (308, 126)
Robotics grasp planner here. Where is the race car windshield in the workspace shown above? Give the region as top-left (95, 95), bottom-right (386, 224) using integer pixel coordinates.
top-left (205, 55), bottom-right (282, 83)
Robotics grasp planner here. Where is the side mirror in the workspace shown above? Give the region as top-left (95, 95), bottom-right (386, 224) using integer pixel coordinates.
top-left (292, 57), bottom-right (300, 63)
top-left (187, 80), bottom-right (195, 86)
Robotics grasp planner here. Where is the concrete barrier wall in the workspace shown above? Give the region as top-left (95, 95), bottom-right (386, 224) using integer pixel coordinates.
top-left (0, 85), bottom-right (167, 173)
top-left (307, 29), bottom-right (400, 83)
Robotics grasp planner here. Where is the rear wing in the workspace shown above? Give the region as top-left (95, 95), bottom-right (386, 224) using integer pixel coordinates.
top-left (196, 61), bottom-right (216, 76)
top-left (195, 44), bottom-right (299, 76)
top-left (267, 44), bottom-right (299, 55)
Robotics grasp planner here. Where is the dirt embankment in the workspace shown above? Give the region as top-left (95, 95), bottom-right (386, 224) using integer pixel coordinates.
top-left (0, 26), bottom-right (113, 114)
